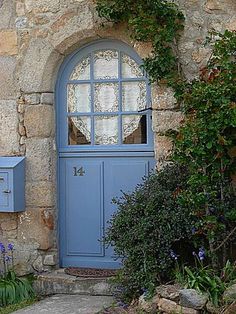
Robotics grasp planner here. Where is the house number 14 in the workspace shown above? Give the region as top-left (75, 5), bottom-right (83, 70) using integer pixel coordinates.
top-left (73, 166), bottom-right (85, 177)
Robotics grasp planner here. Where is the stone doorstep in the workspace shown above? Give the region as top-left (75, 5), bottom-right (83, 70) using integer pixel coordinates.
top-left (33, 269), bottom-right (113, 297)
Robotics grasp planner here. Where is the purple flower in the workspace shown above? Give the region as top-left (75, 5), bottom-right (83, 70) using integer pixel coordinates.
top-left (0, 243), bottom-right (5, 254)
top-left (117, 301), bottom-right (128, 308)
top-left (192, 251), bottom-right (196, 256)
top-left (191, 227), bottom-right (196, 235)
top-left (7, 243), bottom-right (14, 251)
top-left (198, 247), bottom-right (205, 261)
top-left (170, 250), bottom-right (178, 260)
top-left (5, 256), bottom-right (11, 262)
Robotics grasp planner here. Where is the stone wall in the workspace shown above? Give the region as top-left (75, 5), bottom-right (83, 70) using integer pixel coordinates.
top-left (0, 0), bottom-right (235, 274)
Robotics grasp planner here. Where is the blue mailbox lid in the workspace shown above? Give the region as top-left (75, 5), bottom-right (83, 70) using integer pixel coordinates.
top-left (0, 157), bottom-right (25, 168)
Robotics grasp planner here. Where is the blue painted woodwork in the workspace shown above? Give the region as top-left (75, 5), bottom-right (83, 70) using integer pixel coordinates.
top-left (56, 40), bottom-right (156, 268)
top-left (0, 157), bottom-right (25, 212)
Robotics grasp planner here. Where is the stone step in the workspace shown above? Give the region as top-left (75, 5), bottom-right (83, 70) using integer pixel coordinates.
top-left (33, 269), bottom-right (113, 296)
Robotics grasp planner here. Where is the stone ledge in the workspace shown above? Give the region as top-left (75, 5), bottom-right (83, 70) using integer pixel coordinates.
top-left (33, 270), bottom-right (113, 296)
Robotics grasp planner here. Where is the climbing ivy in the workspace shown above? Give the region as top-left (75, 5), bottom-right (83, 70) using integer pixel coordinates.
top-left (96, 1), bottom-right (236, 266)
top-left (96, 0), bottom-right (185, 83)
top-left (173, 30), bottom-right (236, 264)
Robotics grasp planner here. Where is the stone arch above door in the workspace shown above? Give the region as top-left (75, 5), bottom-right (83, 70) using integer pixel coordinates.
top-left (14, 0), bottom-right (183, 273)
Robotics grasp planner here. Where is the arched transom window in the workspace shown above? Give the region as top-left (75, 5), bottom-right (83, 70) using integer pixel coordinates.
top-left (63, 41), bottom-right (152, 149)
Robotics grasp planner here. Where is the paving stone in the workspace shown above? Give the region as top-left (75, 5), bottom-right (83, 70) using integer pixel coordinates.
top-left (12, 294), bottom-right (114, 314)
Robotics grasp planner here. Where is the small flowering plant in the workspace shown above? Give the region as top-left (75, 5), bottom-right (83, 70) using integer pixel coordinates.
top-left (0, 242), bottom-right (14, 277)
top-left (192, 247), bottom-right (206, 264)
top-left (0, 242), bottom-right (34, 307)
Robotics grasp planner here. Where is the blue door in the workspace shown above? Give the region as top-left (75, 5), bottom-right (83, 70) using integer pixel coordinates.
top-left (57, 40), bottom-right (156, 268)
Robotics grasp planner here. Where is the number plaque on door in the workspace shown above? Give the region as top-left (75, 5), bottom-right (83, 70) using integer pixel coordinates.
top-left (73, 167), bottom-right (85, 177)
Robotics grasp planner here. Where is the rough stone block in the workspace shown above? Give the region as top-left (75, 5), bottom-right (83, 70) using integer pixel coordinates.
top-left (180, 289), bottom-right (208, 310)
top-left (13, 241), bottom-right (40, 275)
top-left (25, 181), bottom-right (55, 207)
top-left (44, 253), bottom-right (57, 266)
top-left (226, 18), bottom-right (236, 31)
top-left (18, 208), bottom-right (55, 250)
top-left (32, 255), bottom-right (44, 272)
top-left (155, 135), bottom-right (173, 161)
top-left (152, 110), bottom-right (184, 134)
top-left (25, 0), bottom-right (60, 13)
top-left (0, 31), bottom-right (18, 56)
top-left (223, 302), bottom-right (236, 314)
top-left (0, 0), bottom-right (16, 28)
top-left (0, 100), bottom-right (19, 155)
top-left (24, 93), bottom-right (41, 105)
top-left (50, 3), bottom-right (94, 53)
top-left (33, 15), bottom-right (50, 26)
top-left (205, 0), bottom-right (223, 11)
top-left (17, 38), bottom-right (62, 93)
top-left (158, 298), bottom-right (198, 314)
top-left (133, 41), bottom-right (153, 59)
top-left (192, 48), bottom-right (211, 64)
top-left (16, 1), bottom-right (26, 16)
top-left (41, 92), bottom-right (54, 105)
top-left (15, 16), bottom-right (28, 29)
top-left (152, 85), bottom-right (178, 110)
top-left (138, 293), bottom-right (159, 312)
top-left (0, 56), bottom-right (17, 98)
top-left (156, 284), bottom-right (180, 301)
top-left (223, 284), bottom-right (236, 302)
top-left (24, 105), bottom-right (55, 138)
top-left (25, 138), bottom-right (54, 181)
top-left (18, 123), bottom-right (26, 136)
top-left (1, 219), bottom-right (17, 231)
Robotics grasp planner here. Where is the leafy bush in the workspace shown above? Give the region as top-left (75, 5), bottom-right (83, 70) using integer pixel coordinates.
top-left (105, 163), bottom-right (193, 298)
top-left (0, 243), bottom-right (35, 307)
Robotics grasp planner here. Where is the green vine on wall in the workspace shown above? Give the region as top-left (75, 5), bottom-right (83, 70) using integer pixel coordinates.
top-left (96, 0), bottom-right (236, 266)
top-left (96, 0), bottom-right (185, 83)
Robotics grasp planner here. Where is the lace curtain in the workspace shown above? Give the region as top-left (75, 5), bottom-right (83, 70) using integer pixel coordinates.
top-left (68, 50), bottom-right (146, 145)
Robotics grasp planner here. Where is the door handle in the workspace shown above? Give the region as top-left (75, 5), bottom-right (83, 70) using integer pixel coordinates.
top-left (138, 107), bottom-right (153, 113)
top-left (2, 190), bottom-right (11, 194)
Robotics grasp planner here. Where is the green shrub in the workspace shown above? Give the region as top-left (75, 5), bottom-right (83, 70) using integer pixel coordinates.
top-left (105, 163), bottom-right (193, 298)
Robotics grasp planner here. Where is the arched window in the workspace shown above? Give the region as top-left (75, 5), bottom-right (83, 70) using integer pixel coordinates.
top-left (57, 40), bottom-right (153, 151)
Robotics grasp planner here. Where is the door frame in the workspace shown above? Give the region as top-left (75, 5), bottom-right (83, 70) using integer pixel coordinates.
top-left (55, 39), bottom-right (154, 267)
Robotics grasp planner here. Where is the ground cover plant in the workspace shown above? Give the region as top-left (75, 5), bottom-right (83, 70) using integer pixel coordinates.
top-left (96, 0), bottom-right (236, 307)
top-left (0, 243), bottom-right (35, 308)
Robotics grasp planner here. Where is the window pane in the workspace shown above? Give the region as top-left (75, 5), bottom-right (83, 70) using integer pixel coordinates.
top-left (94, 83), bottom-right (119, 112)
top-left (122, 54), bottom-right (143, 78)
top-left (122, 115), bottom-right (147, 144)
top-left (70, 56), bottom-right (90, 80)
top-left (94, 50), bottom-right (118, 79)
top-left (95, 116), bottom-right (118, 145)
top-left (67, 84), bottom-right (91, 113)
top-left (122, 81), bottom-right (146, 111)
top-left (68, 116), bottom-right (91, 145)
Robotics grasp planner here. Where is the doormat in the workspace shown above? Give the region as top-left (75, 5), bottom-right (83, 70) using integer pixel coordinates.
top-left (64, 267), bottom-right (118, 278)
